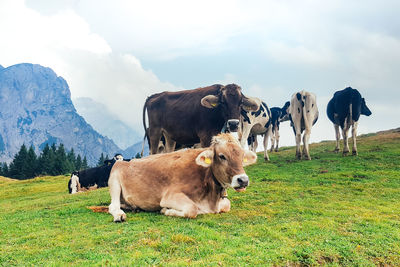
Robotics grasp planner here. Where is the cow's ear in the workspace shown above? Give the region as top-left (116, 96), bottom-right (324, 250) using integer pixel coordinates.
top-left (242, 96), bottom-right (259, 112)
top-left (196, 150), bottom-right (214, 167)
top-left (243, 150), bottom-right (257, 166)
top-left (201, 95), bottom-right (219, 109)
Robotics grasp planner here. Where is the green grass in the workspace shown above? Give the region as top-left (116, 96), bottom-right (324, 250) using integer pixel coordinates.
top-left (1, 129), bottom-right (400, 266)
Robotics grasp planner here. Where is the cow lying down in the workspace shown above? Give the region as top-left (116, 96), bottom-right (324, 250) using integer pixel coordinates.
top-left (107, 133), bottom-right (257, 222)
top-left (68, 154), bottom-right (127, 194)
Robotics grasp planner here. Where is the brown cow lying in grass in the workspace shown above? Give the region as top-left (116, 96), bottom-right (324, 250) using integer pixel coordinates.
top-left (108, 133), bottom-right (257, 222)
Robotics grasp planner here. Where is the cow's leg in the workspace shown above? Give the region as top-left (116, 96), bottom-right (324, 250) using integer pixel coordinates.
top-left (342, 125), bottom-right (350, 156)
top-left (218, 198), bottom-right (231, 213)
top-left (302, 128), bottom-right (311, 160)
top-left (252, 135), bottom-right (259, 153)
top-left (274, 127), bottom-right (280, 152)
top-left (270, 128), bottom-right (275, 152)
top-left (352, 121), bottom-right (358, 155)
top-left (240, 124), bottom-right (252, 149)
top-left (108, 171), bottom-right (126, 222)
top-left (334, 124), bottom-right (340, 153)
top-left (149, 127), bottom-right (162, 155)
top-left (263, 126), bottom-right (272, 161)
top-left (163, 132), bottom-right (176, 153)
top-left (160, 192), bottom-right (198, 218)
top-left (295, 132), bottom-right (302, 159)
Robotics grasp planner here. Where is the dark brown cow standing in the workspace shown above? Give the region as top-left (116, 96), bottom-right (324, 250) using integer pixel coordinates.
top-left (143, 84), bottom-right (259, 154)
top-left (108, 133), bottom-right (257, 222)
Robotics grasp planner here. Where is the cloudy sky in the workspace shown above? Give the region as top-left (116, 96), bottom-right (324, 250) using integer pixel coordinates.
top-left (1, 0), bottom-right (399, 147)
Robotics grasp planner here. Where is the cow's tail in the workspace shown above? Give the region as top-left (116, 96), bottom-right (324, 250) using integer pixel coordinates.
top-left (87, 206), bottom-right (109, 213)
top-left (141, 97), bottom-right (150, 157)
top-left (299, 91), bottom-right (310, 131)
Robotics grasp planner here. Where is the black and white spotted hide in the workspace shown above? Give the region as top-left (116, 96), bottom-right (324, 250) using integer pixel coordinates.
top-left (239, 97), bottom-right (272, 161)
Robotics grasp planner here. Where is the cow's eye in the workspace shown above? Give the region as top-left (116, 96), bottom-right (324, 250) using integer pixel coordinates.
top-left (219, 154), bottom-right (227, 161)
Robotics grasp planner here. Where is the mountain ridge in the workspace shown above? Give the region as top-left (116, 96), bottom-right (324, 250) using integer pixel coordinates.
top-left (0, 63), bottom-right (122, 165)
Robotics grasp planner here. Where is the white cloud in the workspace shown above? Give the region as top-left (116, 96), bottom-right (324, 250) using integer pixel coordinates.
top-left (0, 0), bottom-right (180, 129)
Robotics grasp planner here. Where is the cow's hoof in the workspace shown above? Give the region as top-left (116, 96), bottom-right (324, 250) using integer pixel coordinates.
top-left (264, 157), bottom-right (270, 161)
top-left (113, 213), bottom-right (126, 223)
top-left (342, 151), bottom-right (349, 156)
top-left (275, 149), bottom-right (279, 152)
top-left (160, 207), bottom-right (167, 214)
top-left (334, 148), bottom-right (340, 153)
top-left (352, 151), bottom-right (358, 156)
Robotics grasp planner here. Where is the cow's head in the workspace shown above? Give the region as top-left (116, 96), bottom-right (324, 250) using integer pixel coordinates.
top-left (195, 133), bottom-right (257, 192)
top-left (114, 154), bottom-right (124, 161)
top-left (201, 84), bottom-right (259, 132)
top-left (280, 101), bottom-right (291, 122)
top-left (361, 98), bottom-right (372, 116)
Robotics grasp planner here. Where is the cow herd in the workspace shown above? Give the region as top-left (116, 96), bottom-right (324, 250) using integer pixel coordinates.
top-left (68, 85), bottom-right (371, 221)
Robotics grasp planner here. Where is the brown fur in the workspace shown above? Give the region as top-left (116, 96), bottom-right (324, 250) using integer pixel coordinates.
top-left (108, 134), bottom-right (257, 220)
top-left (143, 84), bottom-right (259, 154)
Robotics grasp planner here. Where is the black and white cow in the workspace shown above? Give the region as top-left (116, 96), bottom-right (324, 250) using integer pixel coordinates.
top-left (104, 153), bottom-right (130, 165)
top-left (68, 154), bottom-right (127, 194)
top-left (288, 91), bottom-right (319, 160)
top-left (269, 101), bottom-right (290, 152)
top-left (327, 87), bottom-right (372, 155)
top-left (239, 97), bottom-right (272, 161)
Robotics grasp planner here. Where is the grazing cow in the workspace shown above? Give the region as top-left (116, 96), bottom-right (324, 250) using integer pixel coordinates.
top-left (327, 87), bottom-right (372, 155)
top-left (269, 101), bottom-right (290, 152)
top-left (68, 154), bottom-right (126, 194)
top-left (143, 84), bottom-right (259, 154)
top-left (288, 91), bottom-right (319, 160)
top-left (107, 133), bottom-right (257, 222)
top-left (239, 97), bottom-right (272, 161)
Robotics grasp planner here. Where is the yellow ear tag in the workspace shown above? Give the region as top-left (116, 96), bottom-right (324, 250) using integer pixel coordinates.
top-left (243, 158), bottom-right (248, 163)
top-left (204, 158), bottom-right (212, 164)
top-left (211, 103), bottom-right (217, 107)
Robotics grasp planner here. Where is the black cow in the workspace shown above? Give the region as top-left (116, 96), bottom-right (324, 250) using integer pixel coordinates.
top-left (68, 154), bottom-right (128, 194)
top-left (327, 87), bottom-right (372, 155)
top-left (269, 101), bottom-right (290, 152)
top-left (143, 84), bottom-right (259, 154)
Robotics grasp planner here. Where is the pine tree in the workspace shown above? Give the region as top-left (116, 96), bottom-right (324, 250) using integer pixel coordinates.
top-left (97, 153), bottom-right (105, 166)
top-left (82, 156), bottom-right (89, 170)
top-left (1, 162), bottom-right (8, 177)
top-left (25, 145), bottom-right (38, 178)
top-left (38, 143), bottom-right (54, 175)
top-left (8, 144), bottom-right (29, 179)
top-left (67, 148), bottom-right (76, 172)
top-left (54, 144), bottom-right (68, 175)
top-left (75, 154), bottom-right (82, 171)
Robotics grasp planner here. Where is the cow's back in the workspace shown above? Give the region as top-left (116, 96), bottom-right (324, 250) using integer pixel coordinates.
top-left (146, 86), bottom-right (224, 144)
top-left (327, 87), bottom-right (362, 126)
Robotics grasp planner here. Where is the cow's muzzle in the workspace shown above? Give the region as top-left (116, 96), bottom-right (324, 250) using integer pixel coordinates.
top-left (227, 119), bottom-right (239, 132)
top-left (231, 174), bottom-right (249, 192)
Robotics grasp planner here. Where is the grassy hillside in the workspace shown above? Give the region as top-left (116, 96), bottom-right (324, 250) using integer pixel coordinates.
top-left (1, 129), bottom-right (399, 266)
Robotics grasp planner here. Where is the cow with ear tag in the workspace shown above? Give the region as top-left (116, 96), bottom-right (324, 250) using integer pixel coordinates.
top-left (107, 133), bottom-right (257, 222)
top-left (143, 84), bottom-right (259, 154)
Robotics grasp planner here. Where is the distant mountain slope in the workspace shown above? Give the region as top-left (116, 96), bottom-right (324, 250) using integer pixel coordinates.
top-left (73, 97), bottom-right (141, 149)
top-left (122, 140), bottom-right (149, 159)
top-left (0, 63), bottom-right (121, 165)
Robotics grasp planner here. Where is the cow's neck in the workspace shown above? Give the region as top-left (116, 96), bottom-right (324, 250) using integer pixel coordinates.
top-left (204, 168), bottom-right (226, 200)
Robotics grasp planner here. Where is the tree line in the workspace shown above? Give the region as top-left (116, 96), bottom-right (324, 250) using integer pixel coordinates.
top-left (0, 143), bottom-right (107, 180)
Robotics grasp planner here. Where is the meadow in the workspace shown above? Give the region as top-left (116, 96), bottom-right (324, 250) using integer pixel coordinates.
top-left (1, 129), bottom-right (399, 266)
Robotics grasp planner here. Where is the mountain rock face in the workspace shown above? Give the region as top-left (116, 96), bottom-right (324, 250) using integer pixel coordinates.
top-left (73, 97), bottom-right (142, 149)
top-left (0, 63), bottom-right (121, 166)
top-left (122, 140), bottom-right (149, 159)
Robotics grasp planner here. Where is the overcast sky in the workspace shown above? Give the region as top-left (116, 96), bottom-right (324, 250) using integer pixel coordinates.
top-left (1, 0), bottom-right (399, 147)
